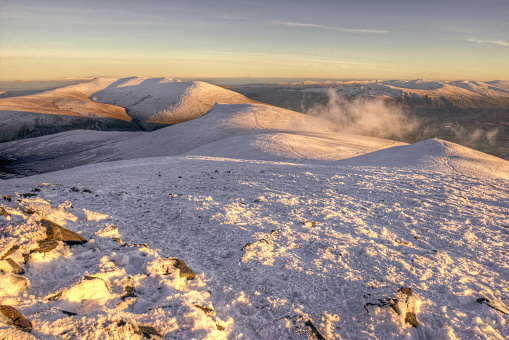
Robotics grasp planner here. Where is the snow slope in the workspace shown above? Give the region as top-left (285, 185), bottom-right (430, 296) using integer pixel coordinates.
top-left (0, 77), bottom-right (255, 142)
top-left (0, 103), bottom-right (404, 177)
top-left (90, 77), bottom-right (257, 130)
top-left (0, 154), bottom-right (508, 339)
top-left (338, 138), bottom-right (509, 180)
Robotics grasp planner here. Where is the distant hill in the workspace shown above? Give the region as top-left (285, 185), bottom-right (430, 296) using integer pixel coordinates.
top-left (0, 77), bottom-right (255, 142)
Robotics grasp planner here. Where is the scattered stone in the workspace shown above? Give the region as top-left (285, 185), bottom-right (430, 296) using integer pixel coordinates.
top-left (135, 325), bottom-right (163, 338)
top-left (286, 316), bottom-right (326, 340)
top-left (122, 286), bottom-right (137, 300)
top-left (477, 298), bottom-right (509, 316)
top-left (396, 240), bottom-right (410, 245)
top-left (0, 259), bottom-right (24, 274)
top-left (365, 287), bottom-right (419, 327)
top-left (82, 189), bottom-right (93, 194)
top-left (216, 324), bottom-right (225, 331)
top-left (195, 304), bottom-right (215, 316)
top-left (60, 310), bottom-right (77, 316)
top-left (145, 258), bottom-right (195, 279)
top-left (405, 312), bottom-right (418, 327)
top-left (364, 297), bottom-right (400, 314)
top-left (241, 243), bottom-right (253, 251)
top-left (172, 259), bottom-right (195, 280)
top-left (112, 237), bottom-right (147, 248)
top-left (0, 305), bottom-right (32, 332)
top-left (305, 319), bottom-right (326, 340)
top-left (0, 207), bottom-right (10, 218)
top-left (3, 195), bottom-right (12, 202)
top-left (0, 245), bottom-right (20, 260)
top-left (21, 206), bottom-right (36, 214)
top-left (398, 287), bottom-right (413, 298)
top-left (302, 220), bottom-right (320, 227)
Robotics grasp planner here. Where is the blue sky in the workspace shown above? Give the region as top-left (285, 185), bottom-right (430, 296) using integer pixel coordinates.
top-left (0, 0), bottom-right (508, 80)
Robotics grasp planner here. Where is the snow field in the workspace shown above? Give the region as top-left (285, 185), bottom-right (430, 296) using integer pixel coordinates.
top-left (1, 155), bottom-right (508, 339)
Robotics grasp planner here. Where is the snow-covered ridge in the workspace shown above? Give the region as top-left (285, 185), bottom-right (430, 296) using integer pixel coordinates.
top-left (0, 77), bottom-right (255, 142)
top-left (278, 79), bottom-right (509, 109)
top-left (1, 102), bottom-right (507, 180)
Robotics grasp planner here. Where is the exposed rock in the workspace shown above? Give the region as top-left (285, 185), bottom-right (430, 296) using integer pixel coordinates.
top-left (195, 304), bottom-right (215, 316)
top-left (305, 319), bottom-right (326, 340)
top-left (365, 287), bottom-right (419, 327)
top-left (0, 207), bottom-right (10, 218)
top-left (286, 316), bottom-right (326, 340)
top-left (41, 219), bottom-right (87, 245)
top-left (364, 297), bottom-right (400, 314)
top-left (20, 193), bottom-right (37, 198)
top-left (0, 245), bottom-right (20, 260)
top-left (135, 325), bottom-right (163, 338)
top-left (172, 259), bottom-right (195, 280)
top-left (60, 310), bottom-right (77, 316)
top-left (32, 239), bottom-right (59, 253)
top-left (121, 286), bottom-right (137, 300)
top-left (112, 237), bottom-right (147, 248)
top-left (145, 258), bottom-right (195, 279)
top-left (3, 195), bottom-right (12, 202)
top-left (0, 305), bottom-right (32, 332)
top-left (477, 297), bottom-right (509, 316)
top-left (241, 242), bottom-right (253, 250)
top-left (405, 312), bottom-right (418, 327)
top-left (398, 287), bottom-right (413, 297)
top-left (0, 259), bottom-right (24, 274)
top-left (216, 324), bottom-right (225, 330)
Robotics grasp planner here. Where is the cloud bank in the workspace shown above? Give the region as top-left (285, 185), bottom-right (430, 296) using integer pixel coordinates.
top-left (306, 88), bottom-right (419, 140)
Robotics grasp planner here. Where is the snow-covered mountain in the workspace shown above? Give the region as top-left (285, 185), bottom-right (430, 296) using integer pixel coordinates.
top-left (0, 79), bottom-right (508, 339)
top-left (0, 103), bottom-right (404, 178)
top-left (257, 79), bottom-right (509, 110)
top-left (0, 77), bottom-right (255, 142)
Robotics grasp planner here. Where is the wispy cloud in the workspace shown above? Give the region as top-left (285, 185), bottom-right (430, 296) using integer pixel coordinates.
top-left (468, 38), bottom-right (509, 47)
top-left (224, 15), bottom-right (389, 35)
top-left (270, 20), bottom-right (389, 34)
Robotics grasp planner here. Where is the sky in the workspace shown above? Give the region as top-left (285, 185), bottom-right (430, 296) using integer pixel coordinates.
top-left (0, 0), bottom-right (508, 81)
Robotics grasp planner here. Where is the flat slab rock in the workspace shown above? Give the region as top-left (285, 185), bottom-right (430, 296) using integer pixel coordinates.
top-left (41, 219), bottom-right (87, 245)
top-left (0, 305), bottom-right (32, 332)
